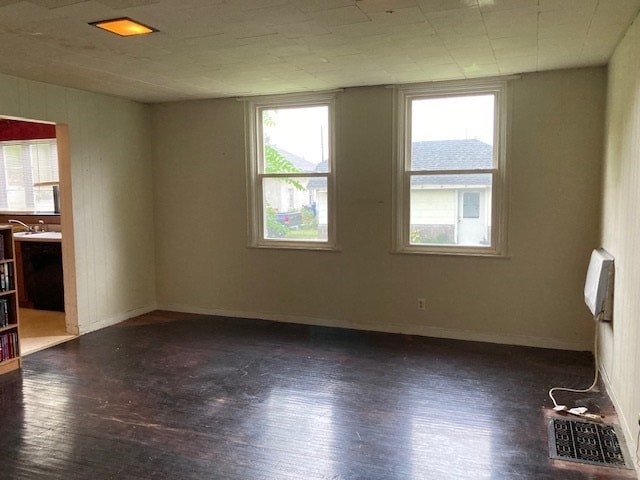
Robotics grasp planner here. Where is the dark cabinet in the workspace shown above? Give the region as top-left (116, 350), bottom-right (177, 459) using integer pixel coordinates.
top-left (20, 241), bottom-right (64, 312)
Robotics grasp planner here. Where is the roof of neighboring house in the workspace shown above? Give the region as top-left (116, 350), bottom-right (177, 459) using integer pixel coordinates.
top-left (411, 139), bottom-right (493, 187)
top-left (411, 139), bottom-right (493, 170)
top-left (312, 160), bottom-right (329, 173)
top-left (270, 145), bottom-right (317, 172)
top-left (306, 161), bottom-right (329, 190)
top-left (306, 139), bottom-right (494, 191)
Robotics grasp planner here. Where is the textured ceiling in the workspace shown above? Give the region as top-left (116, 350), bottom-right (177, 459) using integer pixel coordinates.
top-left (0, 0), bottom-right (638, 103)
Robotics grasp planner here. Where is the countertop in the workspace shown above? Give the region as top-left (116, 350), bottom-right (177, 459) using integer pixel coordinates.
top-left (13, 231), bottom-right (62, 243)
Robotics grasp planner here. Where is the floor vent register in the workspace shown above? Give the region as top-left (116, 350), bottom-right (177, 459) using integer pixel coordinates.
top-left (548, 417), bottom-right (632, 469)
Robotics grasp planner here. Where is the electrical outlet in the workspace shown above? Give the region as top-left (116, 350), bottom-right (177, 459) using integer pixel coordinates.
top-left (417, 298), bottom-right (426, 311)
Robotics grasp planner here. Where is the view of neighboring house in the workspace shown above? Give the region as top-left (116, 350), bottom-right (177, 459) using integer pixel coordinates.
top-left (306, 160), bottom-right (329, 234)
top-left (410, 139), bottom-right (493, 245)
top-left (267, 139), bottom-right (493, 245)
top-left (263, 145), bottom-right (327, 235)
top-left (290, 138), bottom-right (494, 244)
top-left (263, 146), bottom-right (315, 217)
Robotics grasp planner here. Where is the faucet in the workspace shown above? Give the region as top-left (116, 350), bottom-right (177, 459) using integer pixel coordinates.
top-left (38, 219), bottom-right (47, 232)
top-left (8, 219), bottom-right (34, 233)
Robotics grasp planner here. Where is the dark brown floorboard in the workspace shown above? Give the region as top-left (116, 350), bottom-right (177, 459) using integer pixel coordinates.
top-left (0, 311), bottom-right (637, 480)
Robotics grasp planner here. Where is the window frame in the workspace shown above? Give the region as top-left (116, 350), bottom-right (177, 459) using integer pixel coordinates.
top-left (393, 80), bottom-right (508, 257)
top-left (246, 92), bottom-right (337, 250)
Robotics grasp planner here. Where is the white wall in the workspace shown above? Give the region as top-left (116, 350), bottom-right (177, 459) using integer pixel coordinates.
top-left (152, 67), bottom-right (605, 351)
top-left (410, 189), bottom-right (457, 225)
top-left (600, 11), bottom-right (640, 464)
top-left (0, 73), bottom-right (157, 333)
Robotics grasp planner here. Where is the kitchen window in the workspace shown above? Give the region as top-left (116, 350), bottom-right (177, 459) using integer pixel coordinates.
top-left (246, 93), bottom-right (336, 250)
top-left (0, 139), bottom-right (59, 213)
top-left (394, 80), bottom-right (508, 256)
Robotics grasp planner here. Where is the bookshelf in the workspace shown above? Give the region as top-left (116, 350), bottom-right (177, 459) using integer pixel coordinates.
top-left (0, 225), bottom-right (20, 375)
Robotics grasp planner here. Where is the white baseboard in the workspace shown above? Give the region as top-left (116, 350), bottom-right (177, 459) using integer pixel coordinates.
top-left (78, 303), bottom-right (158, 334)
top-left (156, 304), bottom-right (592, 351)
top-left (599, 362), bottom-right (640, 474)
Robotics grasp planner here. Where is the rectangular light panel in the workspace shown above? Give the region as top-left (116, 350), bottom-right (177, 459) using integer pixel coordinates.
top-left (90, 18), bottom-right (157, 37)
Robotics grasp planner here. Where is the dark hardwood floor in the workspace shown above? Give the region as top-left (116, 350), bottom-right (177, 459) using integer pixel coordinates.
top-left (0, 311), bottom-right (636, 480)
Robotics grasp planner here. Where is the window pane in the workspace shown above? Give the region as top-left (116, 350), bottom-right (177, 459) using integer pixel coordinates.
top-left (263, 177), bottom-right (328, 242)
top-left (411, 95), bottom-right (494, 171)
top-left (32, 143), bottom-right (59, 183)
top-left (262, 106), bottom-right (329, 174)
top-left (34, 188), bottom-right (55, 212)
top-left (0, 140), bottom-right (58, 212)
top-left (7, 189), bottom-right (28, 211)
top-left (4, 145), bottom-right (25, 187)
top-left (410, 174), bottom-right (492, 246)
top-left (462, 192), bottom-right (480, 218)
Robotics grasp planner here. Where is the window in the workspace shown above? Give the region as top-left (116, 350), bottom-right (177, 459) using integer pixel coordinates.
top-left (462, 192), bottom-right (480, 219)
top-left (246, 93), bottom-right (336, 249)
top-left (0, 139), bottom-right (59, 213)
top-left (394, 81), bottom-right (507, 256)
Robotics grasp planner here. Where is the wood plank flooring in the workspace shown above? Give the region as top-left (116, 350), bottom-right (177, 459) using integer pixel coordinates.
top-left (0, 311), bottom-right (637, 480)
top-left (19, 308), bottom-right (76, 356)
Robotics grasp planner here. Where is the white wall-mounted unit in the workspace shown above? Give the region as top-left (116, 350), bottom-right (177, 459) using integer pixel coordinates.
top-left (584, 248), bottom-right (614, 321)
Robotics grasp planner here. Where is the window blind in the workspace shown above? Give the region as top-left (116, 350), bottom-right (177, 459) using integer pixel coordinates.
top-left (0, 140), bottom-right (59, 212)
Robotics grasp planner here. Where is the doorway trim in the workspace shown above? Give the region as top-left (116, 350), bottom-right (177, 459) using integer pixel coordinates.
top-left (56, 124), bottom-right (79, 335)
top-left (0, 116), bottom-right (78, 337)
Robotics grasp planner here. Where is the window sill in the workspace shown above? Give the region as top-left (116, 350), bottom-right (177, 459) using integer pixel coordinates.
top-left (393, 245), bottom-right (509, 258)
top-left (248, 242), bottom-right (340, 252)
top-left (0, 212), bottom-right (60, 217)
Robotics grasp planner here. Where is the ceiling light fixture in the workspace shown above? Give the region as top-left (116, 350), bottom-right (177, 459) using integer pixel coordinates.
top-left (90, 17), bottom-right (157, 37)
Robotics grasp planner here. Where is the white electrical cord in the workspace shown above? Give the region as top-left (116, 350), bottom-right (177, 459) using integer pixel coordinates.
top-left (548, 320), bottom-right (600, 413)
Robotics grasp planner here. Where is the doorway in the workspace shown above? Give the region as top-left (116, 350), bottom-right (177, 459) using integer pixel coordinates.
top-left (0, 117), bottom-right (78, 354)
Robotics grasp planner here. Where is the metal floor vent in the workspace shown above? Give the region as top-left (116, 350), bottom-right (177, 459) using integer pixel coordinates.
top-left (548, 417), bottom-right (632, 469)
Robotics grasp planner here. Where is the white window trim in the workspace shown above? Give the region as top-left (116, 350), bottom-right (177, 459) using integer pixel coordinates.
top-left (393, 80), bottom-right (509, 257)
top-left (245, 92), bottom-right (337, 250)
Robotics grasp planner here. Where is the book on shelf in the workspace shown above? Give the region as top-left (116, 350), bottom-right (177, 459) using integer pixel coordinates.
top-left (0, 262), bottom-right (14, 292)
top-left (0, 331), bottom-right (19, 362)
top-left (0, 298), bottom-right (9, 328)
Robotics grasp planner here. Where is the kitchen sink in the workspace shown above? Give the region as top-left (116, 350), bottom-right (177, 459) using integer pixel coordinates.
top-left (13, 231), bottom-right (62, 242)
